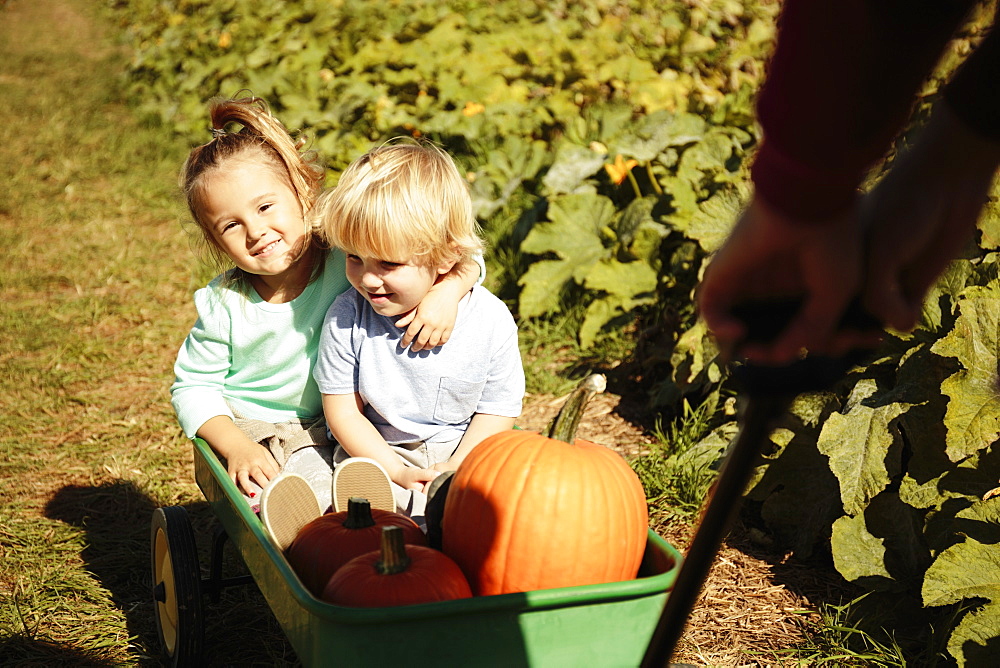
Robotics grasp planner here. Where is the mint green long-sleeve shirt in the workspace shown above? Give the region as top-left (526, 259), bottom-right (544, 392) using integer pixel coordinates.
top-left (170, 252), bottom-right (349, 438)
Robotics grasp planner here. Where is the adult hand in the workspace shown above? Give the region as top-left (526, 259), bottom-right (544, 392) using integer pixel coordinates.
top-left (698, 195), bottom-right (869, 364)
top-left (861, 102), bottom-right (1000, 332)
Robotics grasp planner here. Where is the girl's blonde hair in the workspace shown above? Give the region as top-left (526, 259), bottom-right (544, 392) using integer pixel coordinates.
top-left (314, 140), bottom-right (483, 270)
top-left (179, 93), bottom-right (326, 284)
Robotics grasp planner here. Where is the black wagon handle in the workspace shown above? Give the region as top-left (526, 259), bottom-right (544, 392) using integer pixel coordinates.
top-left (726, 297), bottom-right (882, 395)
top-left (641, 297), bottom-right (881, 667)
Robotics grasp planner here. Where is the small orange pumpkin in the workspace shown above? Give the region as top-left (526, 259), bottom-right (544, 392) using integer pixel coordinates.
top-left (441, 374), bottom-right (648, 596)
top-left (322, 526), bottom-right (472, 607)
top-left (286, 498), bottom-right (426, 596)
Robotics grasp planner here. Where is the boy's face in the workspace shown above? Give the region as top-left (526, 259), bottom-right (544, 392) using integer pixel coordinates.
top-left (345, 253), bottom-right (454, 318)
top-left (197, 159), bottom-right (307, 283)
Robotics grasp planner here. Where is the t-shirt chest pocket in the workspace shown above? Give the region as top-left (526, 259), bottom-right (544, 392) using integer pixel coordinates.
top-left (433, 376), bottom-right (486, 424)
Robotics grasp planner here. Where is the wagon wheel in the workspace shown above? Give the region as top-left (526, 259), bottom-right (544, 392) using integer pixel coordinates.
top-left (151, 506), bottom-right (204, 667)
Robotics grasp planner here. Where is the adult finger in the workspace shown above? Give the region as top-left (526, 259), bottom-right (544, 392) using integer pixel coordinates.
top-left (696, 250), bottom-right (752, 348)
top-left (864, 259), bottom-right (913, 333)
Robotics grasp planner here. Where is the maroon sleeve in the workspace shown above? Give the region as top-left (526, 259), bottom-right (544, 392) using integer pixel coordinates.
top-left (751, 0), bottom-right (978, 222)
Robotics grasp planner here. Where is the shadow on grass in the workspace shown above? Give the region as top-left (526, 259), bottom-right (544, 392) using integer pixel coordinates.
top-left (0, 636), bottom-right (117, 667)
top-left (43, 481), bottom-right (299, 666)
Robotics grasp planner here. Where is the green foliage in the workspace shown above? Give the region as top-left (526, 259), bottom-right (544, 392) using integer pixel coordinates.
top-left (923, 535), bottom-right (1000, 665)
top-left (931, 282), bottom-right (1000, 461)
top-left (112, 0), bottom-right (772, 352)
top-left (772, 595), bottom-right (910, 667)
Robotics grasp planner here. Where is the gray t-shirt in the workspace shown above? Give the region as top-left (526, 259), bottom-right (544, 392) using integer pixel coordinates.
top-left (313, 286), bottom-right (524, 446)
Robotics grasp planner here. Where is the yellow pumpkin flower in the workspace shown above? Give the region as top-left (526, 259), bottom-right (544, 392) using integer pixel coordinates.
top-left (462, 101), bottom-right (485, 117)
top-left (218, 31), bottom-right (232, 49)
top-left (604, 154), bottom-right (638, 185)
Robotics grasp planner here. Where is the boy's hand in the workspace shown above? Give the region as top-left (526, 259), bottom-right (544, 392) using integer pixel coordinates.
top-left (393, 466), bottom-right (441, 494)
top-left (431, 461), bottom-right (459, 474)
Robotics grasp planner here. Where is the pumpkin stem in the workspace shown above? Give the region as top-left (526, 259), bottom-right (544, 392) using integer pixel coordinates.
top-left (375, 526), bottom-right (411, 575)
top-left (543, 373), bottom-right (607, 443)
top-left (342, 497), bottom-right (376, 530)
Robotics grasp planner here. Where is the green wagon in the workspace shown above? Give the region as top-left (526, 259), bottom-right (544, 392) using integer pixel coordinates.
top-left (151, 437), bottom-right (683, 667)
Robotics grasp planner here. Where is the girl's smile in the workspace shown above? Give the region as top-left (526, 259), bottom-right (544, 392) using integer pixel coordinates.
top-left (252, 239), bottom-right (281, 256)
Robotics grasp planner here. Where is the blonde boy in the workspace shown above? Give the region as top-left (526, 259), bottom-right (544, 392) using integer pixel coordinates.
top-left (312, 142), bottom-right (524, 525)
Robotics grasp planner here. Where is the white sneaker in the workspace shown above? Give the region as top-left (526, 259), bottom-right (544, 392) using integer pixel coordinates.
top-left (259, 473), bottom-right (322, 551)
top-left (332, 457), bottom-right (395, 513)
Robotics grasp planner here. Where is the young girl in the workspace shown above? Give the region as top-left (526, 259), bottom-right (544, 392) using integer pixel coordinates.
top-left (170, 96), bottom-right (480, 545)
top-left (311, 141), bottom-right (525, 528)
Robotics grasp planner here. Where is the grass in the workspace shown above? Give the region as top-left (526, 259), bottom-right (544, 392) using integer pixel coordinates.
top-left (0, 0), bottom-right (298, 663)
top-left (629, 398), bottom-right (720, 519)
top-left (0, 1), bottom-right (633, 663)
top-left (759, 594), bottom-right (918, 667)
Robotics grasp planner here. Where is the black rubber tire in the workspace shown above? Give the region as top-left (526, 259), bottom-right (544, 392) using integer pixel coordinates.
top-left (150, 506), bottom-right (204, 667)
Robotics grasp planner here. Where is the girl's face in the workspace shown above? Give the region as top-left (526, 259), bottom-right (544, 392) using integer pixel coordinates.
top-left (345, 253), bottom-right (455, 318)
top-left (197, 159), bottom-right (309, 291)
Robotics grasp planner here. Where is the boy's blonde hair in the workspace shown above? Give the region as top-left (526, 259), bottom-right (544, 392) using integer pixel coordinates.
top-left (315, 141), bottom-right (483, 269)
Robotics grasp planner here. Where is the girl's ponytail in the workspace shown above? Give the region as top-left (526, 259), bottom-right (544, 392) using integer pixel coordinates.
top-left (182, 93), bottom-right (324, 223)
top-left (179, 93), bottom-right (326, 283)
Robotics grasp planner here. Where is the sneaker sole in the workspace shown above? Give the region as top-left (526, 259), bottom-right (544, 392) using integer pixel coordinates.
top-left (332, 457), bottom-right (396, 513)
top-left (259, 473), bottom-right (322, 551)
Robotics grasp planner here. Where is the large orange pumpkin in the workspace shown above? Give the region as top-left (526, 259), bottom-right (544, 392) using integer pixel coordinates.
top-left (286, 497), bottom-right (426, 597)
top-left (441, 375), bottom-right (649, 596)
top-left (322, 526), bottom-right (472, 607)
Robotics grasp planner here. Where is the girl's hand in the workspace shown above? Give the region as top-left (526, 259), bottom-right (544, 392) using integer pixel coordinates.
top-left (396, 257), bottom-right (479, 351)
top-left (225, 440), bottom-right (281, 496)
top-left (395, 300), bottom-right (457, 352)
top-left (197, 416), bottom-right (281, 497)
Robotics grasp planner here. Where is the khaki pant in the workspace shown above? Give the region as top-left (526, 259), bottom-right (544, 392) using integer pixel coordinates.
top-left (229, 408), bottom-right (335, 513)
